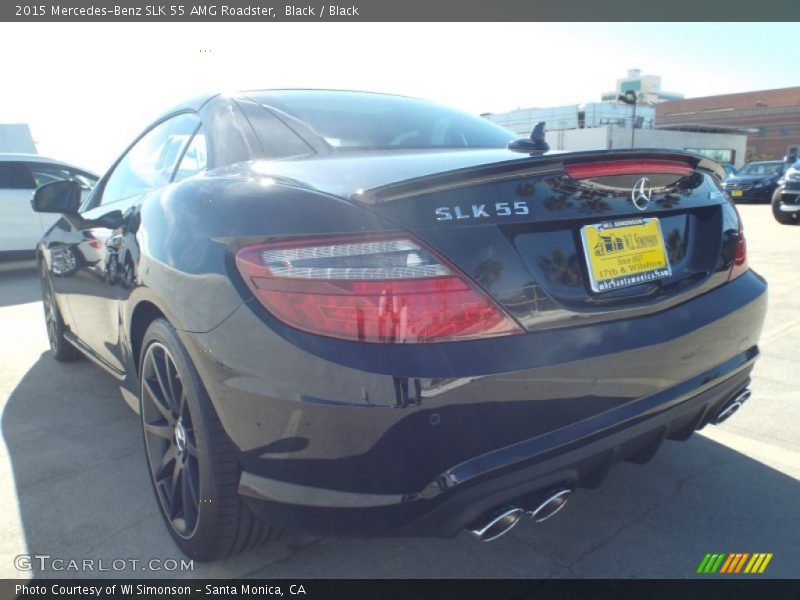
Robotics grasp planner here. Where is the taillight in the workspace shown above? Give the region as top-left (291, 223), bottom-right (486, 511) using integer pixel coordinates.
top-left (729, 211), bottom-right (748, 281)
top-left (235, 235), bottom-right (523, 343)
top-left (564, 159), bottom-right (693, 179)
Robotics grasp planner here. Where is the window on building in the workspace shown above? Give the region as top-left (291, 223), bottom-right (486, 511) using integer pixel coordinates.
top-left (780, 125), bottom-right (789, 137)
top-left (620, 81), bottom-right (641, 93)
top-left (684, 148), bottom-right (734, 164)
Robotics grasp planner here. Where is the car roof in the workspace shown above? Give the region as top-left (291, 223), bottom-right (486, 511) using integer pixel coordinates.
top-left (0, 153), bottom-right (65, 164)
top-left (0, 153), bottom-right (98, 176)
top-left (240, 88), bottom-right (418, 99)
top-left (151, 92), bottom-right (221, 122)
top-left (155, 89), bottom-right (422, 121)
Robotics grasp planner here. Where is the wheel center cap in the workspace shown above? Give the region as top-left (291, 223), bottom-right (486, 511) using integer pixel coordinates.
top-left (174, 420), bottom-right (187, 453)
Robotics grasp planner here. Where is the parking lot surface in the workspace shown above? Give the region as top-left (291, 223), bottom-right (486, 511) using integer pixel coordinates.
top-left (1, 204), bottom-right (798, 579)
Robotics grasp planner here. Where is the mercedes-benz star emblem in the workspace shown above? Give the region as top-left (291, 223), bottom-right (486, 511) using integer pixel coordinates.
top-left (632, 177), bottom-right (652, 211)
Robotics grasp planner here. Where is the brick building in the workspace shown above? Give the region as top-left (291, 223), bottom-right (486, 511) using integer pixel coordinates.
top-left (656, 87), bottom-right (800, 161)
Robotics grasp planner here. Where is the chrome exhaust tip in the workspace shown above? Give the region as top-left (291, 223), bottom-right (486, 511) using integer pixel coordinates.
top-left (734, 388), bottom-right (751, 405)
top-left (527, 488), bottom-right (572, 523)
top-left (467, 507), bottom-right (524, 542)
top-left (713, 401), bottom-right (742, 424)
top-left (713, 388), bottom-right (751, 425)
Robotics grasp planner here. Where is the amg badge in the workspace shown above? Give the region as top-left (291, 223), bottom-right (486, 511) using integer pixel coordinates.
top-left (435, 201), bottom-right (530, 221)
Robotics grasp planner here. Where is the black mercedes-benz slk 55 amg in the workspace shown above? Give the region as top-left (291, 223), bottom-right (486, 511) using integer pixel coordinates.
top-left (32, 90), bottom-right (767, 559)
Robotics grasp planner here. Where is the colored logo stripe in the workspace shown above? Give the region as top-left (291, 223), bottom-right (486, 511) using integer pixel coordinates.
top-left (720, 553), bottom-right (749, 573)
top-left (696, 554), bottom-right (712, 573)
top-left (697, 553), bottom-right (726, 573)
top-left (744, 553), bottom-right (773, 574)
top-left (734, 553), bottom-right (749, 573)
top-left (697, 553), bottom-right (773, 574)
top-left (719, 554), bottom-right (735, 573)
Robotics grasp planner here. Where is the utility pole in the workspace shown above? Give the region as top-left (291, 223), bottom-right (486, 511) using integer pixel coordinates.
top-left (618, 90), bottom-right (638, 148)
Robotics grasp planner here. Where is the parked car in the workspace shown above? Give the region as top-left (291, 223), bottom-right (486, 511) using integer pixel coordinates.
top-left (721, 160), bottom-right (785, 202)
top-left (33, 90), bottom-right (767, 560)
top-left (771, 160), bottom-right (800, 224)
top-left (0, 154), bottom-right (98, 261)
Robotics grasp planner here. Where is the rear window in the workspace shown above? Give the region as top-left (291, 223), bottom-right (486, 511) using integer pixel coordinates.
top-left (235, 98), bottom-right (315, 159)
top-left (249, 91), bottom-right (516, 151)
top-left (0, 162), bottom-right (35, 189)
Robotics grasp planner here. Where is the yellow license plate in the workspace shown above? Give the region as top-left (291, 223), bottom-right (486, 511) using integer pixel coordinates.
top-left (581, 218), bottom-right (672, 293)
top-left (731, 190), bottom-right (743, 197)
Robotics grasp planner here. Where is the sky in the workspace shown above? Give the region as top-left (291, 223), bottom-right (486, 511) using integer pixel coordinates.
top-left (1, 22), bottom-right (798, 173)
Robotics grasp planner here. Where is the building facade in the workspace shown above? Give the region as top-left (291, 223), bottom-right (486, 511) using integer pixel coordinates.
top-left (484, 102), bottom-right (745, 166)
top-left (656, 87), bottom-right (800, 161)
top-left (544, 126), bottom-right (746, 167)
top-left (485, 103), bottom-right (655, 138)
top-left (601, 69), bottom-right (685, 104)
top-left (0, 124), bottom-right (36, 154)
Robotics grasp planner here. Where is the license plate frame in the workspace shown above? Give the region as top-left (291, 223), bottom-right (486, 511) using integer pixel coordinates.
top-left (580, 217), bottom-right (672, 293)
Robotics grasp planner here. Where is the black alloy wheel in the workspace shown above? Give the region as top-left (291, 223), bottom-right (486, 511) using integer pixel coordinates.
top-left (39, 262), bottom-right (81, 361)
top-left (139, 318), bottom-right (281, 560)
top-left (141, 341), bottom-right (201, 539)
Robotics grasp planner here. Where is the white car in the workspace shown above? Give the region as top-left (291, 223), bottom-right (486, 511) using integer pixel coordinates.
top-left (0, 154), bottom-right (98, 260)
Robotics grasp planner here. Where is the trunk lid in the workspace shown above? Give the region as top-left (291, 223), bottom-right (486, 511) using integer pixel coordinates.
top-left (344, 149), bottom-right (738, 331)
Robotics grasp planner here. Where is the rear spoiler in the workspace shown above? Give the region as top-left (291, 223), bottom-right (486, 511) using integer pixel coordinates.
top-left (350, 149), bottom-right (725, 205)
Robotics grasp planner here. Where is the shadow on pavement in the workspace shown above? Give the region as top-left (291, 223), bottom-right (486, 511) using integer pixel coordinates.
top-left (2, 352), bottom-right (799, 578)
top-left (0, 269), bottom-right (41, 308)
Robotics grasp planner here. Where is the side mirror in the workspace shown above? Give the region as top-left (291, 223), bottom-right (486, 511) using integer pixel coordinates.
top-left (96, 210), bottom-right (123, 229)
top-left (32, 180), bottom-right (83, 215)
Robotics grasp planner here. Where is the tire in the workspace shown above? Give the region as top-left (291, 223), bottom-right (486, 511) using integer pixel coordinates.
top-left (771, 190), bottom-right (796, 225)
top-left (138, 318), bottom-right (281, 561)
top-left (39, 261), bottom-right (81, 362)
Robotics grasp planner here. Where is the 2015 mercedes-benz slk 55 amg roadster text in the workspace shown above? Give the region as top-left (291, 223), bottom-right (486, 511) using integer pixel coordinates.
top-left (32, 90), bottom-right (767, 559)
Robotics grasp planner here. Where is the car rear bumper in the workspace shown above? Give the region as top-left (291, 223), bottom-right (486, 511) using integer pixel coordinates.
top-left (238, 359), bottom-right (754, 538)
top-left (179, 270), bottom-right (767, 538)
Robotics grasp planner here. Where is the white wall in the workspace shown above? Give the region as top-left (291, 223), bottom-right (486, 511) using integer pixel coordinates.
top-left (545, 127), bottom-right (609, 151)
top-left (609, 128), bottom-right (747, 167)
top-left (541, 125), bottom-right (746, 167)
top-left (486, 105), bottom-right (579, 136)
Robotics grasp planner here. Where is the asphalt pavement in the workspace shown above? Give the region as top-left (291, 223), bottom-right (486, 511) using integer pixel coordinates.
top-left (1, 203), bottom-right (798, 579)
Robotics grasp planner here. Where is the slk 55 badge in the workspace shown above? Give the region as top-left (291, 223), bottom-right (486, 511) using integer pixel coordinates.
top-left (435, 201), bottom-right (530, 221)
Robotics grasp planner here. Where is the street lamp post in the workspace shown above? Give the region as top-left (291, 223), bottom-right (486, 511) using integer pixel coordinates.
top-left (618, 90), bottom-right (638, 148)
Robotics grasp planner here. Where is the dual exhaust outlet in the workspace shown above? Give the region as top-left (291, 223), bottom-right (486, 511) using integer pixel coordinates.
top-left (713, 387), bottom-right (751, 425)
top-left (468, 387), bottom-right (752, 542)
top-left (467, 488), bottom-right (573, 542)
